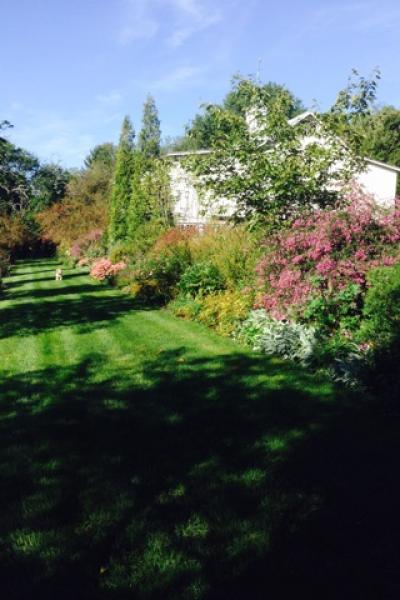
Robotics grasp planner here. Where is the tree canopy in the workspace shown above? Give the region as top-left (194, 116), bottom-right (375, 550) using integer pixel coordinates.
top-left (187, 75), bottom-right (377, 225)
top-left (172, 75), bottom-right (305, 151)
top-left (84, 143), bottom-right (116, 171)
top-left (0, 125), bottom-right (69, 216)
top-left (138, 95), bottom-right (161, 158)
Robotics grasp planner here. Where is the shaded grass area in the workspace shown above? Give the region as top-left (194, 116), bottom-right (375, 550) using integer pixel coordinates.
top-left (1, 260), bottom-right (400, 599)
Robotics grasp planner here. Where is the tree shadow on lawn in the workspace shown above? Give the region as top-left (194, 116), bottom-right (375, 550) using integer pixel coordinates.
top-left (8, 284), bottom-right (107, 302)
top-left (4, 272), bottom-right (86, 291)
top-left (0, 291), bottom-right (137, 339)
top-left (11, 260), bottom-right (60, 275)
top-left (0, 351), bottom-right (399, 599)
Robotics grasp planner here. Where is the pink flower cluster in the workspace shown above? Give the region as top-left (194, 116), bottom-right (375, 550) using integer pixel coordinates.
top-left (256, 193), bottom-right (400, 320)
top-left (90, 258), bottom-right (126, 281)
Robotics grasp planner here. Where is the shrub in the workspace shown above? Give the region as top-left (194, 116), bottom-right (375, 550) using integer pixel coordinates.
top-left (112, 226), bottom-right (193, 305)
top-left (169, 296), bottom-right (204, 320)
top-left (178, 262), bottom-right (225, 298)
top-left (152, 226), bottom-right (197, 255)
top-left (237, 309), bottom-right (317, 364)
top-left (196, 290), bottom-right (254, 336)
top-left (356, 264), bottom-right (400, 407)
top-left (255, 192), bottom-right (400, 324)
top-left (359, 263), bottom-right (400, 348)
top-left (110, 220), bottom-right (168, 264)
top-left (188, 224), bottom-right (262, 289)
top-left (124, 252), bottom-right (190, 305)
top-left (302, 284), bottom-right (363, 334)
top-left (109, 241), bottom-right (130, 264)
top-left (63, 229), bottom-right (105, 267)
top-left (310, 333), bottom-right (367, 388)
top-left (0, 213), bottom-right (35, 259)
top-left (90, 258), bottom-right (126, 282)
top-left (0, 248), bottom-right (11, 278)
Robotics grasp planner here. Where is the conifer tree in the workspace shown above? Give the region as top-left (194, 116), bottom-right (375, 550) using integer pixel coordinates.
top-left (127, 151), bottom-right (148, 238)
top-left (108, 116), bottom-right (136, 246)
top-left (127, 155), bottom-right (172, 239)
top-left (138, 95), bottom-right (161, 158)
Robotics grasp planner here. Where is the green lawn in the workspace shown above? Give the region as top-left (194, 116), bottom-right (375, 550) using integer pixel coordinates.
top-left (1, 260), bottom-right (399, 599)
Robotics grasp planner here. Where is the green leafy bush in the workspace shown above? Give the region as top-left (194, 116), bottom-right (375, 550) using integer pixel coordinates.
top-left (124, 251), bottom-right (190, 305)
top-left (359, 264), bottom-right (400, 348)
top-left (178, 262), bottom-right (225, 298)
top-left (357, 264), bottom-right (400, 407)
top-left (110, 220), bottom-right (167, 264)
top-left (169, 295), bottom-right (204, 320)
top-left (302, 284), bottom-right (362, 334)
top-left (311, 333), bottom-right (366, 388)
top-left (237, 309), bottom-right (317, 364)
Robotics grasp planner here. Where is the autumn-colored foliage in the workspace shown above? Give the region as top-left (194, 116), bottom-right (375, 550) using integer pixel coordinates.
top-left (151, 226), bottom-right (197, 255)
top-left (36, 166), bottom-right (109, 251)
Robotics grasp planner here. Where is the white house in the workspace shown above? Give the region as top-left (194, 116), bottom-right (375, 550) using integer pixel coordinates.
top-left (168, 151), bottom-right (236, 226)
top-left (167, 112), bottom-right (400, 226)
top-left (357, 158), bottom-right (399, 208)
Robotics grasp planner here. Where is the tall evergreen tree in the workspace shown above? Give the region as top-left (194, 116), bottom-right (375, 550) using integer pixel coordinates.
top-left (138, 95), bottom-right (161, 158)
top-left (108, 116), bottom-right (136, 246)
top-left (127, 152), bottom-right (148, 239)
top-left (127, 155), bottom-right (172, 239)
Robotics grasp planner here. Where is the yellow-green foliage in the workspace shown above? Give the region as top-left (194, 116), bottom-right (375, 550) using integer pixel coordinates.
top-left (125, 279), bottom-right (162, 304)
top-left (188, 224), bottom-right (262, 289)
top-left (169, 296), bottom-right (203, 320)
top-left (196, 289), bottom-right (254, 336)
top-left (110, 220), bottom-right (167, 264)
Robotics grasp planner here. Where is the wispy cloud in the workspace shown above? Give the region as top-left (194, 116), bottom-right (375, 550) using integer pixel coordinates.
top-left (117, 0), bottom-right (160, 45)
top-left (166, 0), bottom-right (222, 47)
top-left (140, 64), bottom-right (207, 92)
top-left (116, 0), bottom-right (223, 47)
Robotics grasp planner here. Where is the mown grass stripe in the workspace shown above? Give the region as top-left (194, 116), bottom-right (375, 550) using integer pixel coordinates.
top-left (2, 259), bottom-right (389, 600)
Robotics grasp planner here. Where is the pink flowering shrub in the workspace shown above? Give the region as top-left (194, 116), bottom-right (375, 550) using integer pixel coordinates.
top-left (256, 193), bottom-right (400, 322)
top-left (70, 242), bottom-right (82, 259)
top-left (69, 229), bottom-right (104, 262)
top-left (90, 258), bottom-right (126, 282)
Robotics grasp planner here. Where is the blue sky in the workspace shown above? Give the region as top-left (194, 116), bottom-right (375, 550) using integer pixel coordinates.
top-left (1, 0), bottom-right (399, 168)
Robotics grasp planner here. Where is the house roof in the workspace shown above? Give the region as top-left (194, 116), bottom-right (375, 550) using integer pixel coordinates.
top-left (287, 111), bottom-right (317, 126)
top-left (289, 112), bottom-right (400, 174)
top-left (365, 157), bottom-right (400, 173)
top-left (165, 149), bottom-right (211, 158)
top-left (165, 113), bottom-right (400, 175)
